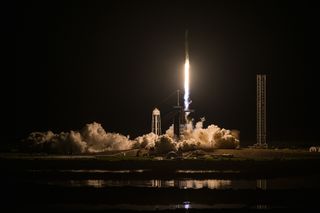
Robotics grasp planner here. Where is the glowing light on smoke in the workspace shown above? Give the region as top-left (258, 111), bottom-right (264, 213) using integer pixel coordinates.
top-left (184, 58), bottom-right (190, 111)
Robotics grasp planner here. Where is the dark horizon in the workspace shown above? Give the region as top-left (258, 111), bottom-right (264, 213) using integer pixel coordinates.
top-left (13, 0), bottom-right (314, 149)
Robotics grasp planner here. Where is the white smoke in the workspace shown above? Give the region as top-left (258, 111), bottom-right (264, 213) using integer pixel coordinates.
top-left (80, 122), bottom-right (132, 153)
top-left (160, 118), bottom-right (239, 151)
top-left (25, 122), bottom-right (133, 154)
top-left (25, 130), bottom-right (87, 154)
top-left (165, 125), bottom-right (174, 138)
top-left (24, 120), bottom-right (239, 154)
top-left (133, 132), bottom-right (158, 149)
top-left (177, 119), bottom-right (239, 151)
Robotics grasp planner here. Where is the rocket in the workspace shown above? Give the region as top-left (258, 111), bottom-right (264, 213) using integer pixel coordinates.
top-left (185, 30), bottom-right (189, 61)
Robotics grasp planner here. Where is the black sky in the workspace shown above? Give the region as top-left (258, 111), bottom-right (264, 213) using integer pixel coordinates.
top-left (13, 0), bottom-right (314, 148)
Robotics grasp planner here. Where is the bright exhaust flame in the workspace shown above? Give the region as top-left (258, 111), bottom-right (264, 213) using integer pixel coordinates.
top-left (184, 59), bottom-right (190, 111)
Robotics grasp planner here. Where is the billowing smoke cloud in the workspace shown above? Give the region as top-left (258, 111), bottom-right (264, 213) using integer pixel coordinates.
top-left (24, 122), bottom-right (133, 154)
top-left (178, 119), bottom-right (240, 150)
top-left (163, 118), bottom-right (239, 151)
top-left (24, 120), bottom-right (239, 154)
top-left (24, 131), bottom-right (87, 154)
top-left (133, 132), bottom-right (158, 149)
top-left (80, 122), bottom-right (132, 153)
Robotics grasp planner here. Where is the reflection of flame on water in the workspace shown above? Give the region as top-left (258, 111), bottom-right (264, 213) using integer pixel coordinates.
top-left (183, 201), bottom-right (191, 209)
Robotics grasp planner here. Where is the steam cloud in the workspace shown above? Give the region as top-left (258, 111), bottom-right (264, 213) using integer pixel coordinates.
top-left (24, 120), bottom-right (239, 154)
top-left (24, 122), bottom-right (132, 154)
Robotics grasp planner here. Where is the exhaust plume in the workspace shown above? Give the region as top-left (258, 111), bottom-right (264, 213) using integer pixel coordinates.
top-left (184, 30), bottom-right (190, 116)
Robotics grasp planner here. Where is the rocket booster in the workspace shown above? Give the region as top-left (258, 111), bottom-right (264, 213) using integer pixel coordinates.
top-left (185, 30), bottom-right (189, 61)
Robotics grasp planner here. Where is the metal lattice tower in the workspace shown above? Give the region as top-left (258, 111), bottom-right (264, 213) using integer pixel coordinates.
top-left (152, 108), bottom-right (161, 135)
top-left (256, 74), bottom-right (267, 147)
top-left (173, 90), bottom-right (184, 139)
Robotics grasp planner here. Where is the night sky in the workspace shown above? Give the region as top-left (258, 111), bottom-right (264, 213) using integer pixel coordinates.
top-left (14, 0), bottom-right (314, 148)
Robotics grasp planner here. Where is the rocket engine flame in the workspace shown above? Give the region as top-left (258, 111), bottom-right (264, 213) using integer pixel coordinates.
top-left (184, 30), bottom-right (190, 119)
top-left (184, 58), bottom-right (190, 111)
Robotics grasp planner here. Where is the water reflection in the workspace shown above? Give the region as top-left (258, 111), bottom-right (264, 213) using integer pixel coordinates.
top-left (152, 179), bottom-right (232, 189)
top-left (256, 179), bottom-right (267, 190)
top-left (30, 169), bottom-right (148, 173)
top-left (66, 179), bottom-right (232, 189)
top-left (96, 203), bottom-right (246, 210)
top-left (177, 180), bottom-right (231, 189)
top-left (152, 180), bottom-right (175, 188)
top-left (257, 204), bottom-right (268, 209)
top-left (176, 170), bottom-right (240, 174)
top-left (46, 175), bottom-right (320, 189)
top-left (183, 201), bottom-right (191, 209)
top-left (256, 179), bottom-right (268, 209)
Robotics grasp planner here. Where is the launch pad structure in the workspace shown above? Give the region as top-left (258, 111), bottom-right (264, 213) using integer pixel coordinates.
top-left (171, 30), bottom-right (195, 140)
top-left (173, 90), bottom-right (194, 140)
top-left (152, 31), bottom-right (267, 147)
